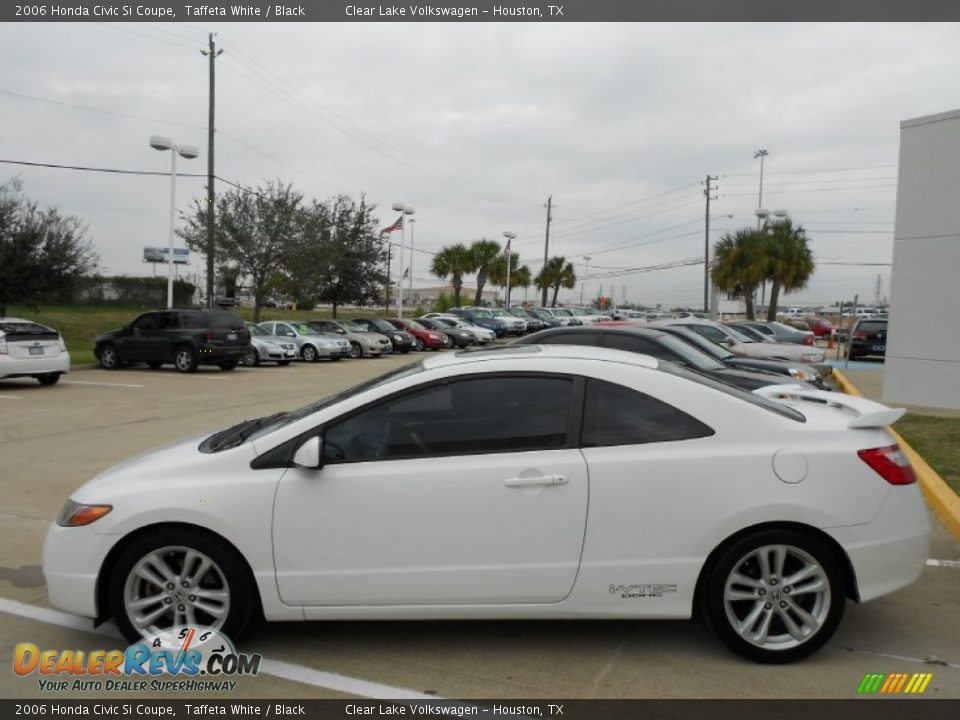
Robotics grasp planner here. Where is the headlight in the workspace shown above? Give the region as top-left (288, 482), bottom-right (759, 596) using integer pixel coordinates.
top-left (428, 333), bottom-right (441, 340)
top-left (801, 353), bottom-right (824, 363)
top-left (393, 335), bottom-right (403, 342)
top-left (57, 500), bottom-right (112, 527)
top-left (787, 368), bottom-right (811, 381)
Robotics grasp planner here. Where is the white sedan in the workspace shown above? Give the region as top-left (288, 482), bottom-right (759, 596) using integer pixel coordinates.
top-left (0, 317), bottom-right (71, 385)
top-left (43, 346), bottom-right (929, 663)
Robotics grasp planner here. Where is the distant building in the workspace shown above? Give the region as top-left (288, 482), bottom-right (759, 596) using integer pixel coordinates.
top-left (410, 285), bottom-right (499, 306)
top-left (884, 109), bottom-right (960, 409)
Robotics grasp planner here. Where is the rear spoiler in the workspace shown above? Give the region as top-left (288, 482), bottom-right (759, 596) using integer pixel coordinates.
top-left (753, 386), bottom-right (905, 428)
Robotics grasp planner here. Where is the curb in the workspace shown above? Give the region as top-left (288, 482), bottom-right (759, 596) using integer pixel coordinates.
top-left (833, 369), bottom-right (960, 541)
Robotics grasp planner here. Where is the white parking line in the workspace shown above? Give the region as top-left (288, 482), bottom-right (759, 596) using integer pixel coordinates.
top-left (0, 394), bottom-right (22, 400)
top-left (927, 558), bottom-right (960, 569)
top-left (63, 381), bottom-right (144, 389)
top-left (97, 372), bottom-right (228, 381)
top-left (0, 597), bottom-right (437, 699)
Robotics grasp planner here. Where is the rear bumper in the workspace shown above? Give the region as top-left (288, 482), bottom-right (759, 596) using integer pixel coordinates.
top-left (198, 345), bottom-right (250, 364)
top-left (0, 352), bottom-right (71, 378)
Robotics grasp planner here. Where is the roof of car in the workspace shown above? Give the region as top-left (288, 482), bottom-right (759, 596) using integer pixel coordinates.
top-left (420, 344), bottom-right (659, 371)
top-left (524, 324), bottom-right (669, 339)
top-left (0, 317), bottom-right (30, 323)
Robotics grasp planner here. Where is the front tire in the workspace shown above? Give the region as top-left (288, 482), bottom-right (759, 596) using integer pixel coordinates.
top-left (349, 342), bottom-right (363, 359)
top-left (704, 529), bottom-right (845, 663)
top-left (414, 338), bottom-right (425, 352)
top-left (277, 360), bottom-right (291, 367)
top-left (98, 345), bottom-right (120, 370)
top-left (109, 527), bottom-right (256, 644)
top-left (301, 345), bottom-right (318, 363)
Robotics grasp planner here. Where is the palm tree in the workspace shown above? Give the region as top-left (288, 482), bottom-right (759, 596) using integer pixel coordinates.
top-left (489, 252), bottom-right (531, 304)
top-left (711, 229), bottom-right (767, 320)
top-left (430, 243), bottom-right (475, 307)
top-left (535, 256), bottom-right (577, 307)
top-left (469, 239), bottom-right (503, 306)
top-left (762, 220), bottom-right (815, 321)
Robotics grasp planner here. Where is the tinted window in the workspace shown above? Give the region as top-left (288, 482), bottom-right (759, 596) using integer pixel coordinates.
top-left (158, 312), bottom-right (179, 329)
top-left (539, 332), bottom-right (599, 347)
top-left (581, 379), bottom-right (714, 447)
top-left (323, 376), bottom-right (573, 463)
top-left (858, 321), bottom-right (887, 334)
top-left (604, 334), bottom-right (673, 360)
top-left (208, 312), bottom-right (243, 328)
top-left (132, 313), bottom-right (159, 330)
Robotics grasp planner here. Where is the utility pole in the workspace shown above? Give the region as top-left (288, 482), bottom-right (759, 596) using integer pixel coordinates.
top-left (384, 242), bottom-right (392, 314)
top-left (201, 34), bottom-right (222, 309)
top-left (541, 195), bottom-right (552, 306)
top-left (703, 174), bottom-right (718, 314)
top-left (755, 149), bottom-right (769, 311)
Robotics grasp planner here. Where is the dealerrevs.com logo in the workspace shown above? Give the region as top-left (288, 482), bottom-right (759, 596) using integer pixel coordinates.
top-left (857, 672), bottom-right (934, 695)
top-left (13, 626), bottom-right (261, 692)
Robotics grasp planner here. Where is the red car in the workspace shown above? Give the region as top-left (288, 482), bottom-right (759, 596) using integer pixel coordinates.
top-left (805, 318), bottom-right (836, 337)
top-left (385, 318), bottom-right (452, 351)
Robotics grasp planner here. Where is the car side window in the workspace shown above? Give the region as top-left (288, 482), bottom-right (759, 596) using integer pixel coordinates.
top-left (278, 324), bottom-right (295, 337)
top-left (158, 312), bottom-right (179, 330)
top-left (689, 325), bottom-right (727, 342)
top-left (132, 313), bottom-right (159, 331)
top-left (539, 332), bottom-right (598, 347)
top-left (604, 334), bottom-right (674, 361)
top-left (323, 376), bottom-right (574, 464)
top-left (581, 378), bottom-right (714, 447)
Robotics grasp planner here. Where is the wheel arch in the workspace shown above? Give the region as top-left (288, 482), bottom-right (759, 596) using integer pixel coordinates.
top-left (692, 520), bottom-right (860, 619)
top-left (94, 521), bottom-right (263, 626)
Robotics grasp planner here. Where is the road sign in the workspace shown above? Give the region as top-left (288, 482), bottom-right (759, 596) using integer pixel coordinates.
top-left (143, 247), bottom-right (190, 265)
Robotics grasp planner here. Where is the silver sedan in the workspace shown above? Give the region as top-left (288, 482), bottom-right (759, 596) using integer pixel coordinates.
top-left (242, 323), bottom-right (298, 366)
top-left (257, 321), bottom-right (351, 362)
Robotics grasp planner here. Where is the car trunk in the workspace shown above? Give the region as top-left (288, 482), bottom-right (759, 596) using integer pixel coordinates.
top-left (2, 323), bottom-right (63, 360)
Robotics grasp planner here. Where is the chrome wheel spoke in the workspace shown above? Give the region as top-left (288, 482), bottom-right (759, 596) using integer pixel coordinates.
top-left (128, 593), bottom-right (165, 610)
top-left (790, 578), bottom-right (826, 596)
top-left (778, 605), bottom-right (808, 640)
top-left (729, 572), bottom-right (764, 590)
top-left (786, 599), bottom-right (820, 630)
top-left (784, 563), bottom-right (820, 587)
top-left (737, 601), bottom-right (766, 636)
top-left (771, 546), bottom-right (787, 578)
top-left (193, 598), bottom-right (228, 617)
top-left (725, 588), bottom-right (759, 602)
top-left (757, 549), bottom-right (773, 583)
top-left (751, 608), bottom-right (775, 645)
top-left (184, 604), bottom-right (197, 626)
top-left (132, 603), bottom-right (170, 629)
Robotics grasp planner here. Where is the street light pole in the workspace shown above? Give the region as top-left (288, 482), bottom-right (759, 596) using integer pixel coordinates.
top-left (151, 136), bottom-right (198, 309)
top-left (392, 203), bottom-right (414, 318)
top-left (755, 149), bottom-right (770, 312)
top-left (580, 255), bottom-right (591, 306)
top-left (408, 217), bottom-right (416, 307)
top-left (503, 231), bottom-right (516, 307)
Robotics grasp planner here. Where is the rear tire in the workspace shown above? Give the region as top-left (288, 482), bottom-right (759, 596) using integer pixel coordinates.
top-left (276, 360), bottom-right (291, 367)
top-left (36, 373), bottom-right (61, 386)
top-left (108, 527), bottom-right (256, 644)
top-left (349, 342), bottom-right (363, 359)
top-left (704, 529), bottom-right (845, 664)
top-left (241, 348), bottom-right (259, 367)
top-left (218, 361), bottom-right (237, 371)
top-left (98, 345), bottom-right (120, 370)
top-left (173, 346), bottom-right (198, 374)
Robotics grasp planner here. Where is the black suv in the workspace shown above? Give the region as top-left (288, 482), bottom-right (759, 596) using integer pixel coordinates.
top-left (94, 310), bottom-right (251, 373)
top-left (849, 318), bottom-right (888, 360)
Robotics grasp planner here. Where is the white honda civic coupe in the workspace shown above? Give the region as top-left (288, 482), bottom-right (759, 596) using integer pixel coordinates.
top-left (43, 346), bottom-right (930, 663)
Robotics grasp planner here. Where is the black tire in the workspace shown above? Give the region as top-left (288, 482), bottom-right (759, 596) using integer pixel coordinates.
top-left (36, 373), bottom-right (61, 386)
top-left (414, 338), bottom-right (425, 352)
top-left (98, 344), bottom-right (120, 370)
top-left (147, 362), bottom-right (164, 369)
top-left (276, 360), bottom-right (291, 367)
top-left (241, 348), bottom-right (260, 368)
top-left (330, 356), bottom-right (342, 362)
top-left (349, 342), bottom-right (363, 359)
top-left (301, 345), bottom-right (318, 363)
top-left (703, 529), bottom-right (846, 664)
top-left (218, 361), bottom-right (237, 371)
top-left (173, 346), bottom-right (199, 374)
top-left (108, 527), bottom-right (257, 645)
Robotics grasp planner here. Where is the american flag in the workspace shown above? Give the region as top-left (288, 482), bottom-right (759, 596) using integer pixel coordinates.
top-left (379, 215), bottom-right (404, 235)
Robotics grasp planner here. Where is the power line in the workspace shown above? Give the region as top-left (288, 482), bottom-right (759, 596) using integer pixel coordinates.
top-left (722, 164), bottom-right (897, 177)
top-left (93, 22), bottom-right (199, 51)
top-left (724, 183), bottom-right (896, 197)
top-left (0, 158), bottom-right (206, 177)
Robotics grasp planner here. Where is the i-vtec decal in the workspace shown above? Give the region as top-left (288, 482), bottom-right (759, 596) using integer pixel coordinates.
top-left (609, 583), bottom-right (678, 599)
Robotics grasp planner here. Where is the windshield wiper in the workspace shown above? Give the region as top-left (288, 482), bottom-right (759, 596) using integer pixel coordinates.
top-left (202, 412), bottom-right (288, 453)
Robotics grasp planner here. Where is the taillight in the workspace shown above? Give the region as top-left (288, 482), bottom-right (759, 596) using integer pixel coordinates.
top-left (205, 331), bottom-right (214, 342)
top-left (858, 445), bottom-right (917, 485)
top-left (804, 335), bottom-right (814, 345)
top-left (853, 331), bottom-right (867, 340)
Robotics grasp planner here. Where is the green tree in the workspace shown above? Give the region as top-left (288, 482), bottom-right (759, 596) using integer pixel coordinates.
top-left (289, 195), bottom-right (387, 318)
top-left (711, 229), bottom-right (767, 320)
top-left (489, 251), bottom-right (531, 306)
top-left (469, 239), bottom-right (502, 306)
top-left (0, 179), bottom-right (98, 316)
top-left (180, 180), bottom-right (303, 322)
top-left (535, 256), bottom-right (577, 307)
top-left (762, 220), bottom-right (815, 321)
top-left (430, 243), bottom-right (475, 306)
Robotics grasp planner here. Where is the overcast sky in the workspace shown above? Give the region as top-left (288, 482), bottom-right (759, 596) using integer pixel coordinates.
top-left (2, 21), bottom-right (959, 307)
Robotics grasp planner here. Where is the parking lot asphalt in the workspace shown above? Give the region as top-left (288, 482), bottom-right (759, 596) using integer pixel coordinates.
top-left (1, 354), bottom-right (958, 700)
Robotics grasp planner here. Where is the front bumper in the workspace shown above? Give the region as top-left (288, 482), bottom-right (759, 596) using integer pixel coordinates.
top-left (43, 521), bottom-right (114, 619)
top-left (319, 344), bottom-right (352, 358)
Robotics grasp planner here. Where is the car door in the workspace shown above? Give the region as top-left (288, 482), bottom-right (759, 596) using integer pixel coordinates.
top-left (120, 312), bottom-right (161, 362)
top-left (156, 311), bottom-right (180, 361)
top-left (272, 374), bottom-right (589, 609)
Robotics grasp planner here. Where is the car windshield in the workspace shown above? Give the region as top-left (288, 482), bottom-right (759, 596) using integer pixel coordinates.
top-left (569, 308), bottom-right (587, 315)
top-left (552, 308), bottom-right (573, 317)
top-left (722, 324), bottom-right (756, 343)
top-left (772, 321), bottom-right (802, 333)
top-left (295, 324), bottom-right (323, 336)
top-left (663, 327), bottom-right (736, 361)
top-left (732, 324), bottom-right (768, 341)
top-left (470, 309), bottom-right (493, 319)
top-left (339, 320), bottom-right (363, 331)
top-left (490, 310), bottom-right (511, 317)
top-left (202, 361), bottom-right (428, 452)
top-left (659, 335), bottom-right (727, 372)
top-left (530, 309), bottom-right (552, 319)
top-left (247, 324), bottom-right (268, 337)
top-left (370, 319), bottom-right (396, 332)
top-left (509, 308), bottom-right (531, 318)
top-left (659, 362), bottom-right (806, 423)
top-left (406, 320), bottom-right (427, 330)
top-left (433, 318), bottom-right (457, 328)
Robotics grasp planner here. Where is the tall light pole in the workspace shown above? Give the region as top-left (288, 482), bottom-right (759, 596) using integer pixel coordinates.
top-left (755, 149), bottom-right (770, 311)
top-left (392, 203), bottom-right (415, 318)
top-left (151, 136), bottom-right (199, 309)
top-left (408, 217), bottom-right (416, 307)
top-left (580, 255), bottom-right (591, 306)
top-left (502, 231), bottom-right (516, 307)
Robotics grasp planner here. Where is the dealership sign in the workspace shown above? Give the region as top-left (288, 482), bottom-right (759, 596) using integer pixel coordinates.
top-left (143, 247), bottom-right (190, 265)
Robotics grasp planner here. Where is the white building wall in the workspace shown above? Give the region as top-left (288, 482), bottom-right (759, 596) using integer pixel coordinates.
top-left (883, 109), bottom-right (960, 409)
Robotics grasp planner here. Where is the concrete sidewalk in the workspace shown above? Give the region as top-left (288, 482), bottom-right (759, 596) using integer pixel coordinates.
top-left (838, 365), bottom-right (960, 418)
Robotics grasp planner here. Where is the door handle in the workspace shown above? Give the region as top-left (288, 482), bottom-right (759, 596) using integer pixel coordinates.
top-left (503, 474), bottom-right (568, 488)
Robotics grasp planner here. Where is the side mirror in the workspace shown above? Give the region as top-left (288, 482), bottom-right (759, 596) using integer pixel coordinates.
top-left (292, 436), bottom-right (323, 470)
top-left (720, 337), bottom-right (735, 346)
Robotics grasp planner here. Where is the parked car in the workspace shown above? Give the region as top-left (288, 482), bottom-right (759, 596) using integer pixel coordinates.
top-left (610, 308), bottom-right (647, 321)
top-left (417, 317), bottom-right (476, 348)
top-left (652, 319), bottom-right (825, 365)
top-left (804, 318), bottom-right (836, 338)
top-left (729, 321), bottom-right (816, 346)
top-left (506, 307), bottom-right (545, 332)
top-left (422, 314), bottom-right (496, 344)
top-left (513, 325), bottom-right (810, 391)
top-left (385, 318), bottom-right (451, 351)
top-left (488, 308), bottom-right (526, 335)
top-left (0, 318), bottom-right (71, 385)
top-left (94, 310), bottom-right (251, 373)
top-left (548, 307), bottom-right (583, 325)
top-left (258, 321), bottom-right (350, 362)
top-left (649, 324), bottom-right (829, 389)
top-left (567, 307), bottom-right (611, 324)
top-left (242, 323), bottom-right (297, 367)
top-left (449, 308), bottom-right (508, 337)
top-left (307, 320), bottom-right (392, 359)
top-left (45, 345), bottom-right (929, 663)
top-left (531, 307), bottom-right (579, 327)
top-left (351, 318), bottom-right (416, 354)
top-left (849, 319), bottom-right (888, 360)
